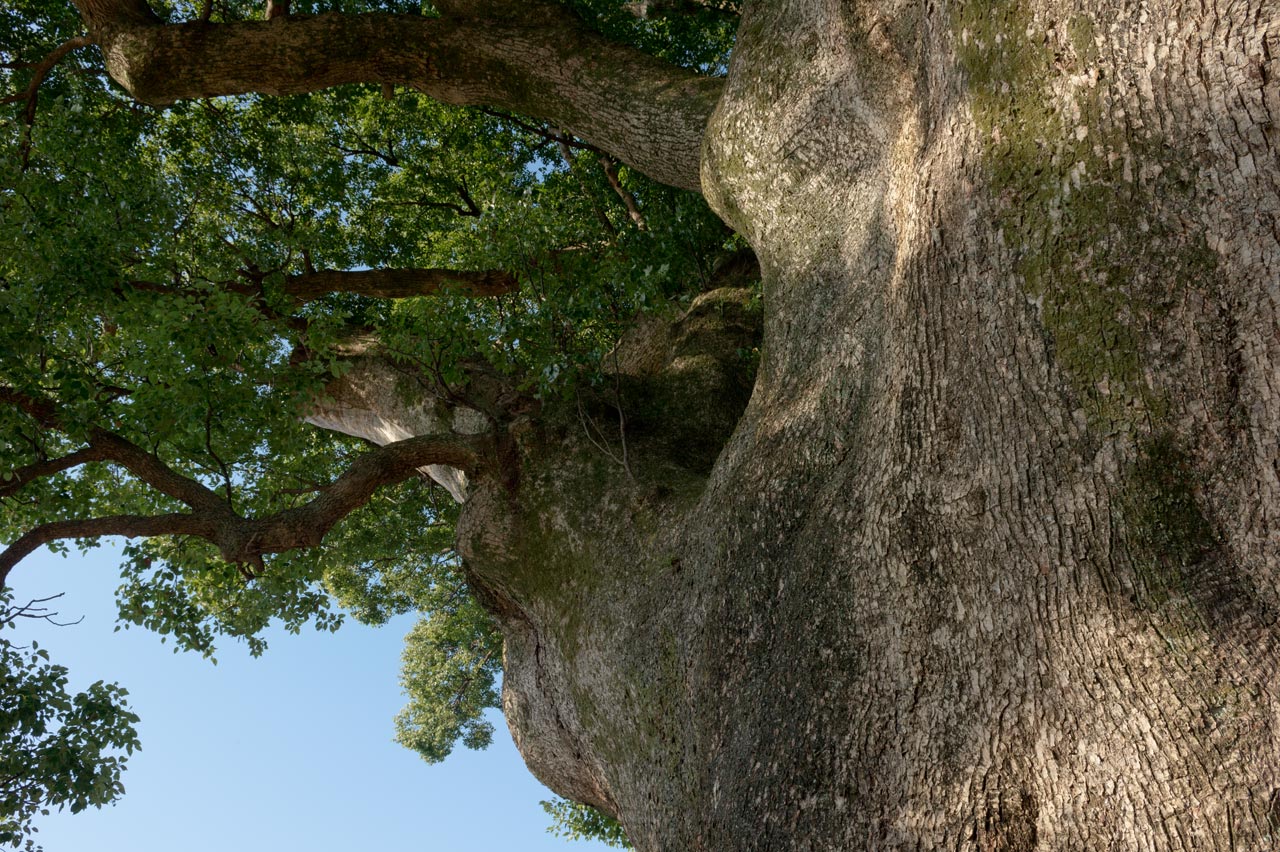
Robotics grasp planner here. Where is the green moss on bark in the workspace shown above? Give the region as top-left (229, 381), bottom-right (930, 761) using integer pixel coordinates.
top-left (1119, 432), bottom-right (1217, 609)
top-left (953, 0), bottom-right (1219, 427)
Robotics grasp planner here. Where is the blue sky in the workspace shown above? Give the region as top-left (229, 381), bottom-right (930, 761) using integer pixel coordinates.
top-left (7, 544), bottom-right (614, 852)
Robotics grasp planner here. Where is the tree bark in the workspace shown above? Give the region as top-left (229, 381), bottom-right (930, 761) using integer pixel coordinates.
top-left (439, 0), bottom-right (1280, 848)
top-left (72, 0), bottom-right (720, 191)
top-left (63, 0), bottom-right (1280, 846)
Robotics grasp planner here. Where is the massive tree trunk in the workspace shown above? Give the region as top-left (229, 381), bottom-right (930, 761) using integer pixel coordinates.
top-left (450, 0), bottom-right (1280, 848)
top-left (73, 0), bottom-right (1280, 847)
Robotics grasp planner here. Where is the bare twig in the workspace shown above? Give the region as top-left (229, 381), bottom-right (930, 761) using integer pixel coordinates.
top-left (576, 390), bottom-right (632, 478)
top-left (0, 593), bottom-right (84, 627)
top-left (610, 349), bottom-right (632, 479)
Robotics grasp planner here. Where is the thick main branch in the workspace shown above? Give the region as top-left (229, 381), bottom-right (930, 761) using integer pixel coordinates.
top-left (73, 1), bottom-right (721, 191)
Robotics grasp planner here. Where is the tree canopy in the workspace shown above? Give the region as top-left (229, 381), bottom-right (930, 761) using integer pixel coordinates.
top-left (0, 0), bottom-right (743, 846)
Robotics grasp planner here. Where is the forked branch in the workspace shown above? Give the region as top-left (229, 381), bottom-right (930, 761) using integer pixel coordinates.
top-left (0, 387), bottom-right (487, 586)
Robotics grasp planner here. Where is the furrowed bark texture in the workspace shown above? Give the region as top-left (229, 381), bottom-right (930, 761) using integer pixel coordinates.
top-left (280, 0), bottom-right (1276, 847)
top-left (436, 0), bottom-right (1280, 848)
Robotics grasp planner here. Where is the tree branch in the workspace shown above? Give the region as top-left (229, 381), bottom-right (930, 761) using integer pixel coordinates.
top-left (374, 192), bottom-right (482, 219)
top-left (0, 387), bottom-right (61, 428)
top-left (0, 433), bottom-right (485, 586)
top-left (0, 446), bottom-right (112, 499)
top-left (282, 268), bottom-right (517, 302)
top-left (121, 277), bottom-right (310, 334)
top-left (556, 136), bottom-right (617, 236)
top-left (0, 385), bottom-right (228, 512)
top-left (3, 371), bottom-right (487, 581)
top-left (269, 434), bottom-right (481, 542)
top-left (1, 36), bottom-right (95, 125)
top-left (124, 265), bottom-right (513, 329)
top-left (88, 429), bottom-right (230, 512)
top-left (477, 107), bottom-right (594, 152)
top-left (336, 143), bottom-right (399, 167)
top-left (599, 155), bottom-right (648, 231)
top-left (71, 1), bottom-right (720, 191)
top-left (0, 514), bottom-right (215, 587)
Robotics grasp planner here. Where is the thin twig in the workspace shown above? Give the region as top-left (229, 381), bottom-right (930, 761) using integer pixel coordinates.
top-left (576, 390), bottom-right (631, 477)
top-left (1, 594), bottom-right (84, 628)
top-left (610, 349), bottom-right (633, 480)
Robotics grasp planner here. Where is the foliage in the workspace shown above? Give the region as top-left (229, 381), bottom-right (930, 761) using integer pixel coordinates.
top-left (0, 0), bottom-right (737, 846)
top-left (542, 798), bottom-right (633, 848)
top-left (0, 590), bottom-right (141, 852)
top-left (393, 566), bottom-right (502, 762)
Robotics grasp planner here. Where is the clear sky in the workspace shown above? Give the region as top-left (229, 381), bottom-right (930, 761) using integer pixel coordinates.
top-left (7, 544), bottom-right (615, 852)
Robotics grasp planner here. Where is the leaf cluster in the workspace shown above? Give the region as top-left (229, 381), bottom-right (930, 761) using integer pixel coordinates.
top-left (0, 591), bottom-right (141, 852)
top-left (542, 798), bottom-right (633, 848)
